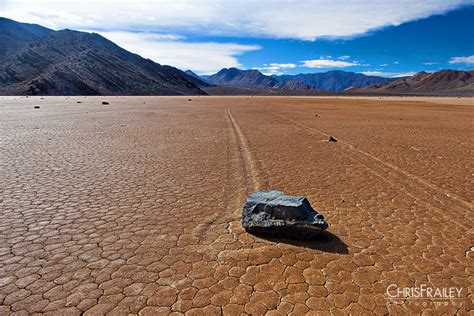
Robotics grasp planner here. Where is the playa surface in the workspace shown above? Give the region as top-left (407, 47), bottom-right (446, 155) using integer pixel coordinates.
top-left (1, 96), bottom-right (472, 314)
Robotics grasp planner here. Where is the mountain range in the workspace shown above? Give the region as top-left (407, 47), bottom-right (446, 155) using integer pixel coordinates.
top-left (1, 17), bottom-right (472, 96)
top-left (347, 70), bottom-right (474, 95)
top-left (202, 68), bottom-right (395, 92)
top-left (274, 70), bottom-right (397, 91)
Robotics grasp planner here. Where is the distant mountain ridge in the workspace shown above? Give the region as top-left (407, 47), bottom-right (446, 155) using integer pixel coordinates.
top-left (273, 70), bottom-right (396, 92)
top-left (205, 68), bottom-right (279, 88)
top-left (203, 67), bottom-right (396, 92)
top-left (347, 70), bottom-right (474, 95)
top-left (0, 18), bottom-right (205, 95)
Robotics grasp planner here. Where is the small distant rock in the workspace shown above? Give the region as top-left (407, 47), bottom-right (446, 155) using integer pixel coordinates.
top-left (188, 98), bottom-right (192, 101)
top-left (242, 190), bottom-right (328, 240)
top-left (77, 101), bottom-right (82, 103)
top-left (328, 136), bottom-right (337, 142)
top-left (102, 101), bottom-right (109, 105)
top-left (34, 106), bottom-right (40, 109)
top-left (314, 114), bottom-right (319, 117)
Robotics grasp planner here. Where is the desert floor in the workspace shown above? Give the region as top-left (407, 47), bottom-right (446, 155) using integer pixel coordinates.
top-left (1, 96), bottom-right (473, 315)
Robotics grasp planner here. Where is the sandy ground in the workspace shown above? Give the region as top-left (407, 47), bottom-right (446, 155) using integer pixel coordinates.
top-left (0, 96), bottom-right (473, 315)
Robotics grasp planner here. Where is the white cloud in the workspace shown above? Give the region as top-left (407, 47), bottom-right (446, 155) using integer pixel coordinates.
top-left (361, 71), bottom-right (417, 78)
top-left (338, 56), bottom-right (351, 60)
top-left (254, 63), bottom-right (296, 75)
top-left (301, 59), bottom-right (360, 68)
top-left (98, 31), bottom-right (260, 74)
top-left (379, 64), bottom-right (389, 67)
top-left (423, 62), bottom-right (439, 65)
top-left (2, 0), bottom-right (471, 40)
top-left (448, 55), bottom-right (474, 65)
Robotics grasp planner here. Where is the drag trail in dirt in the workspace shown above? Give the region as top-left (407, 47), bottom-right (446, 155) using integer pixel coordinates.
top-left (0, 96), bottom-right (472, 314)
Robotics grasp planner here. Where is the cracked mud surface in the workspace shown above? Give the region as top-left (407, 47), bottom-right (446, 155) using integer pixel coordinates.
top-left (1, 96), bottom-right (472, 314)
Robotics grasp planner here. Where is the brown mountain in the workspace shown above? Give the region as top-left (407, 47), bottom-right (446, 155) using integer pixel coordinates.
top-left (0, 19), bottom-right (205, 95)
top-left (348, 70), bottom-right (474, 95)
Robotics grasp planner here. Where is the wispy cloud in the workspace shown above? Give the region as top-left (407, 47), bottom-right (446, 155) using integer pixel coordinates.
top-left (361, 71), bottom-right (417, 78)
top-left (423, 61), bottom-right (439, 65)
top-left (98, 31), bottom-right (261, 74)
top-left (3, 0), bottom-right (471, 40)
top-left (449, 55), bottom-right (474, 65)
top-left (301, 58), bottom-right (360, 68)
top-left (254, 63), bottom-right (296, 75)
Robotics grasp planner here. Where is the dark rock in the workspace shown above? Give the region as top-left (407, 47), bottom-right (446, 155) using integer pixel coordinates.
top-left (77, 101), bottom-right (82, 103)
top-left (33, 105), bottom-right (40, 109)
top-left (188, 98), bottom-right (192, 101)
top-left (328, 136), bottom-right (337, 142)
top-left (242, 190), bottom-right (328, 240)
top-left (101, 101), bottom-right (109, 105)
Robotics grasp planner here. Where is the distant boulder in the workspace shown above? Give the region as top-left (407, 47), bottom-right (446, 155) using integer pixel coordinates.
top-left (242, 190), bottom-right (328, 240)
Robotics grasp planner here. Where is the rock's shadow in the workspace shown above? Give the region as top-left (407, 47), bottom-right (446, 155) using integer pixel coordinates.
top-left (254, 231), bottom-right (349, 254)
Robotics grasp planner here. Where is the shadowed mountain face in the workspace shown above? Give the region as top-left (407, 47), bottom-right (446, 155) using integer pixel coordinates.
top-left (274, 70), bottom-right (395, 92)
top-left (348, 70), bottom-right (474, 95)
top-left (0, 17), bottom-right (53, 63)
top-left (0, 19), bottom-right (205, 96)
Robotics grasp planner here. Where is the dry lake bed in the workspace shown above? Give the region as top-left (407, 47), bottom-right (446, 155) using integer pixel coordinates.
top-left (1, 96), bottom-right (473, 315)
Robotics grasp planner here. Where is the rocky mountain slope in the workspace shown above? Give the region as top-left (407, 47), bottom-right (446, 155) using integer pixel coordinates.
top-left (0, 19), bottom-right (205, 95)
top-left (0, 17), bottom-right (53, 63)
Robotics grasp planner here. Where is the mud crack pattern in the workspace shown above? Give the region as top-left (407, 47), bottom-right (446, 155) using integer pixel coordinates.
top-left (0, 96), bottom-right (472, 315)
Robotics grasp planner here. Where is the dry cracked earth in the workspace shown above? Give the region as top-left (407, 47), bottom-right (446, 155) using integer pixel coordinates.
top-left (0, 96), bottom-right (473, 315)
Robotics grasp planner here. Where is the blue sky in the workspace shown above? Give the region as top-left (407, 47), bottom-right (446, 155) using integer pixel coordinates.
top-left (237, 6), bottom-right (474, 77)
top-left (2, 0), bottom-right (474, 76)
